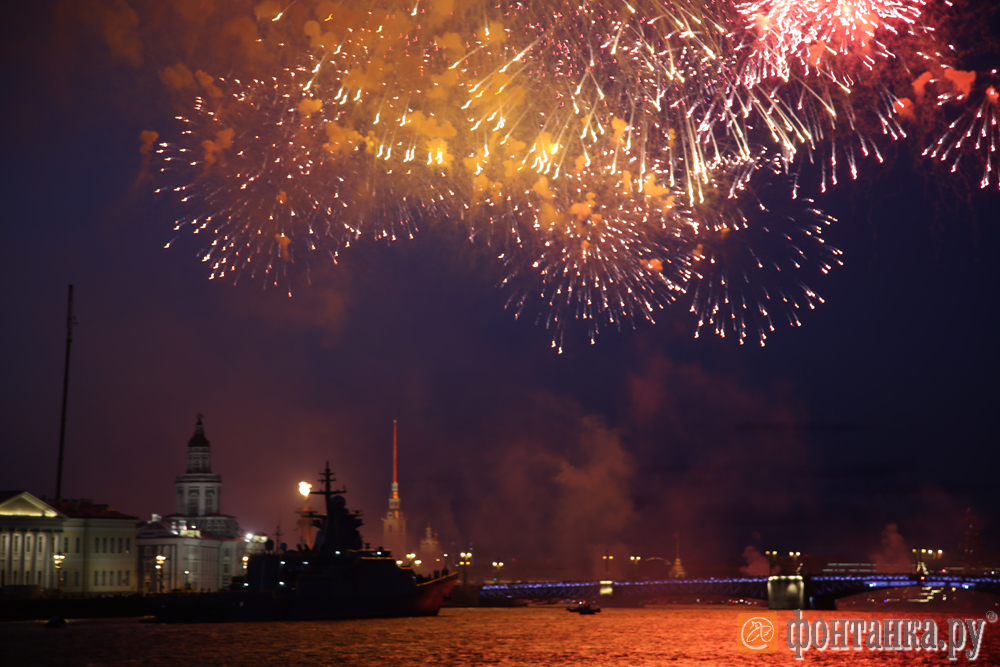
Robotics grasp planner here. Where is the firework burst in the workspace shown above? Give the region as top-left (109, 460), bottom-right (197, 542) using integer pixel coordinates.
top-left (155, 61), bottom-right (380, 292)
top-left (498, 151), bottom-right (690, 352)
top-left (684, 156), bottom-right (842, 345)
top-left (736, 0), bottom-right (927, 84)
top-left (925, 70), bottom-right (1000, 189)
top-left (147, 0), bottom-right (996, 347)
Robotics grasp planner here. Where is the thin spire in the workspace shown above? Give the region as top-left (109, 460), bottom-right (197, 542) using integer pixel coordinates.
top-left (388, 419), bottom-right (401, 517)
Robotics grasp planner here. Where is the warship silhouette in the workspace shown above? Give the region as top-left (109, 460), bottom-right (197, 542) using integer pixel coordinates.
top-left (152, 464), bottom-right (457, 622)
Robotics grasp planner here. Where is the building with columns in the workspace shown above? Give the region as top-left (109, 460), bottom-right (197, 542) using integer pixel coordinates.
top-left (136, 415), bottom-right (259, 592)
top-left (0, 491), bottom-right (139, 596)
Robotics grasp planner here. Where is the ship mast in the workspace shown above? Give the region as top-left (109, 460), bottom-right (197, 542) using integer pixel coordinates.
top-left (310, 462), bottom-right (347, 508)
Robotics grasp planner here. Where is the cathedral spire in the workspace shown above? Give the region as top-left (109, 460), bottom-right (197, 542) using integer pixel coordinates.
top-left (392, 419), bottom-right (399, 498)
top-left (382, 419), bottom-right (406, 557)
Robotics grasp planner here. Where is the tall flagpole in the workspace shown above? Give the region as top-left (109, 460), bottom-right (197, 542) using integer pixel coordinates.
top-left (56, 284), bottom-right (75, 501)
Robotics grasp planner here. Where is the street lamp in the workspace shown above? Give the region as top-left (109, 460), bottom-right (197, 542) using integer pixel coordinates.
top-left (492, 561), bottom-right (504, 582)
top-left (789, 551), bottom-right (802, 575)
top-left (629, 555), bottom-right (640, 581)
top-left (53, 553), bottom-right (65, 593)
top-left (155, 554), bottom-right (167, 593)
top-left (460, 551), bottom-right (472, 586)
top-left (602, 551), bottom-right (614, 581)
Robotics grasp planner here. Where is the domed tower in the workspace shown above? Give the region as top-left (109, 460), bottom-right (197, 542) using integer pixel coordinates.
top-left (175, 414), bottom-right (223, 517)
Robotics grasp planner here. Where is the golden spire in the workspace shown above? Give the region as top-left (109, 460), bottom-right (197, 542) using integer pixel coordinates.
top-left (392, 419), bottom-right (399, 499)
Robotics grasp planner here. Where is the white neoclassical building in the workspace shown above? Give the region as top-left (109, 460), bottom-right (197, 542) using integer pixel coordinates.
top-left (136, 415), bottom-right (261, 592)
top-left (0, 491), bottom-right (139, 596)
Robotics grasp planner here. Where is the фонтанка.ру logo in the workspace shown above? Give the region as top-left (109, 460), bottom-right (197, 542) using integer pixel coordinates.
top-left (737, 613), bottom-right (782, 653)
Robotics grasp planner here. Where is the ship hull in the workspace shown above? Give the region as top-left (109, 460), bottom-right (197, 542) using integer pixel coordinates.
top-left (151, 572), bottom-right (458, 623)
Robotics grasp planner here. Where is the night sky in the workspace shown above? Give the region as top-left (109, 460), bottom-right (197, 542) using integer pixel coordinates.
top-left (1, 0), bottom-right (998, 579)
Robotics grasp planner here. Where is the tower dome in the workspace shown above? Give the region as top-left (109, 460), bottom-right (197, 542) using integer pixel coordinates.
top-left (188, 413), bottom-right (211, 448)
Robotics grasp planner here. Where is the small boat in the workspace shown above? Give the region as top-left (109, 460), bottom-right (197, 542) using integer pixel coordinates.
top-left (152, 464), bottom-right (457, 622)
top-left (567, 602), bottom-right (601, 614)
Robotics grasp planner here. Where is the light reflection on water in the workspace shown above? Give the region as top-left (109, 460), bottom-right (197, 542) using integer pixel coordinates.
top-left (4, 607), bottom-right (998, 666)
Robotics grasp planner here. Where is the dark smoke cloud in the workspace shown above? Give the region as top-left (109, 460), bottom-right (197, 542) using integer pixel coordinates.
top-left (621, 348), bottom-right (813, 560)
top-left (461, 404), bottom-right (635, 571)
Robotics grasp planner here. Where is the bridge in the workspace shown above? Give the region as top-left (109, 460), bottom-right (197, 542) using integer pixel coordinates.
top-left (479, 575), bottom-right (1000, 610)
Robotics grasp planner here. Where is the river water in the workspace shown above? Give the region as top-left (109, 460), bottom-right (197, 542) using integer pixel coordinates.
top-left (2, 607), bottom-right (998, 666)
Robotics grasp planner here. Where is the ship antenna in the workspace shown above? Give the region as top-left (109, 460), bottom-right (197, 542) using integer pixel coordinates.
top-left (310, 462), bottom-right (346, 504)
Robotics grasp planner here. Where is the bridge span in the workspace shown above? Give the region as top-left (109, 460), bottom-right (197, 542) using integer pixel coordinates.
top-left (479, 575), bottom-right (1000, 610)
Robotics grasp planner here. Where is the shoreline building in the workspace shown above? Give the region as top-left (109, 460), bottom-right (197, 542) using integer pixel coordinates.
top-left (380, 420), bottom-right (407, 560)
top-left (0, 491), bottom-right (139, 597)
top-left (418, 524), bottom-right (444, 575)
top-left (669, 532), bottom-right (687, 579)
top-left (136, 415), bottom-right (258, 592)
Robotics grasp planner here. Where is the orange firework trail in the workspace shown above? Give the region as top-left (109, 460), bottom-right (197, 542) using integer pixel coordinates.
top-left (150, 0), bottom-right (998, 348)
top-left (925, 72), bottom-right (1000, 189)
